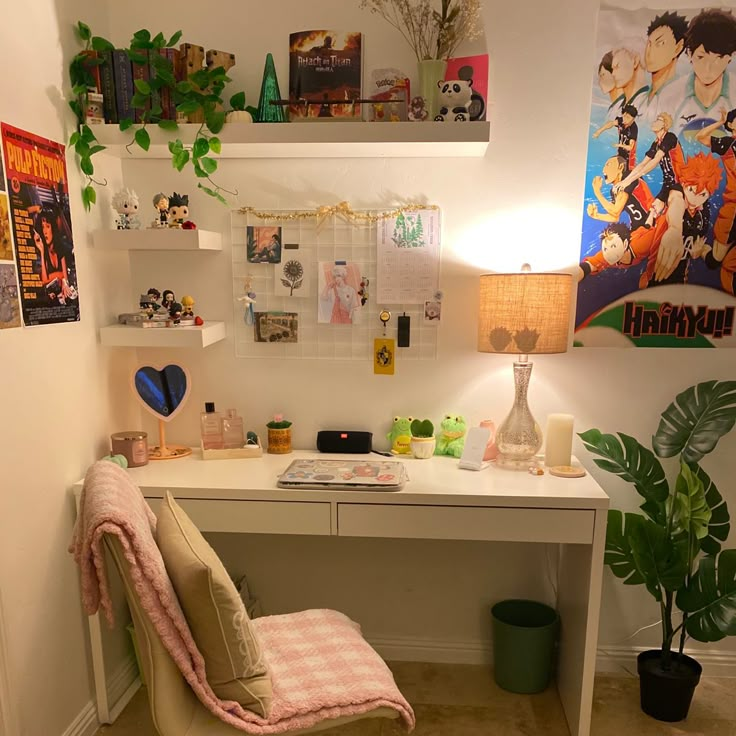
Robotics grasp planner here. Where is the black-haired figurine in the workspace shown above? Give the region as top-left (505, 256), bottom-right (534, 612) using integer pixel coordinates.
top-left (167, 192), bottom-right (196, 229)
top-left (169, 301), bottom-right (183, 325)
top-left (151, 193), bottom-right (169, 228)
top-left (139, 287), bottom-right (162, 312)
top-left (162, 289), bottom-right (176, 312)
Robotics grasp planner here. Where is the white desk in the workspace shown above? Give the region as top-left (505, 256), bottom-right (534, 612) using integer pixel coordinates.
top-left (75, 451), bottom-right (608, 736)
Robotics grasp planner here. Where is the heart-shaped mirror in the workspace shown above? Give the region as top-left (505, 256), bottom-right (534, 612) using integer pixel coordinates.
top-left (132, 364), bottom-right (191, 423)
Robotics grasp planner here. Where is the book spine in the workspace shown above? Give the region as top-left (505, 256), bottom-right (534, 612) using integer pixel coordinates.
top-left (99, 50), bottom-right (118, 123)
top-left (131, 50), bottom-right (150, 123)
top-left (112, 49), bottom-right (134, 124)
top-left (158, 49), bottom-right (171, 120)
top-left (148, 51), bottom-right (162, 120)
top-left (80, 50), bottom-right (101, 93)
top-left (166, 49), bottom-right (179, 120)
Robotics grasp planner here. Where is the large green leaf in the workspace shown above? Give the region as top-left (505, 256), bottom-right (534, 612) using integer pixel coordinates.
top-left (694, 465), bottom-right (731, 556)
top-left (578, 430), bottom-right (668, 522)
top-left (653, 381), bottom-right (736, 463)
top-left (670, 463), bottom-right (711, 545)
top-left (628, 518), bottom-right (688, 601)
top-left (605, 510), bottom-right (645, 586)
top-left (677, 551), bottom-right (736, 642)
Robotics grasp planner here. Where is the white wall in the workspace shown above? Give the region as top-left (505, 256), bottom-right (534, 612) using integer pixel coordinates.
top-left (102, 0), bottom-right (736, 665)
top-left (0, 2), bottom-right (140, 735)
top-left (3, 0), bottom-right (734, 732)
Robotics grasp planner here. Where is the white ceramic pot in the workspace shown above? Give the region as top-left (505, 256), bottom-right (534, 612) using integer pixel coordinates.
top-left (410, 436), bottom-right (436, 459)
top-left (226, 110), bottom-right (253, 123)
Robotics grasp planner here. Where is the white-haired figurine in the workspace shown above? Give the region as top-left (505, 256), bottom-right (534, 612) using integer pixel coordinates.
top-left (112, 188), bottom-right (141, 230)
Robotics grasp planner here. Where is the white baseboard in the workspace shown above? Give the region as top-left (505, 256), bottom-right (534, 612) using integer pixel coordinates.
top-left (597, 645), bottom-right (736, 677)
top-left (107, 655), bottom-right (140, 710)
top-left (63, 656), bottom-right (140, 736)
top-left (369, 635), bottom-right (491, 665)
top-left (60, 703), bottom-right (97, 736)
top-left (370, 634), bottom-right (736, 678)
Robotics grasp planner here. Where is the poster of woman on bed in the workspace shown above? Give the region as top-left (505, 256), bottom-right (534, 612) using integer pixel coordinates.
top-left (576, 7), bottom-right (736, 348)
top-left (1, 123), bottom-right (79, 326)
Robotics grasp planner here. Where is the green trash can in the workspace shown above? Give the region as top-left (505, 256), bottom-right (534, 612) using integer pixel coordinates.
top-left (491, 599), bottom-right (559, 694)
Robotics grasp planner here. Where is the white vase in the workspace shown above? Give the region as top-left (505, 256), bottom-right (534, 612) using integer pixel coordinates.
top-left (410, 436), bottom-right (436, 459)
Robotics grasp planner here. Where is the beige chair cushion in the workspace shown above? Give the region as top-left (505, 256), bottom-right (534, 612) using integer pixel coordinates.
top-left (156, 491), bottom-right (272, 717)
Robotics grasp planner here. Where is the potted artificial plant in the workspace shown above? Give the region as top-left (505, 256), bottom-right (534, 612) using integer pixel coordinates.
top-left (410, 419), bottom-right (435, 459)
top-left (266, 414), bottom-right (292, 455)
top-left (579, 380), bottom-right (736, 722)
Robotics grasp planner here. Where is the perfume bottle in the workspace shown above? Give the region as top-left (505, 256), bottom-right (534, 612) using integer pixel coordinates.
top-left (222, 409), bottom-right (245, 449)
top-left (200, 402), bottom-right (224, 450)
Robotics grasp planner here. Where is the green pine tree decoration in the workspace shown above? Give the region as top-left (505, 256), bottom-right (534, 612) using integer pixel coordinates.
top-left (256, 53), bottom-right (286, 123)
top-left (414, 214), bottom-right (424, 245)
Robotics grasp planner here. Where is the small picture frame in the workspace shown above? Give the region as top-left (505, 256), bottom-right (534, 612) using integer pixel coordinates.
top-left (254, 311), bottom-right (299, 343)
top-left (318, 261), bottom-right (364, 324)
top-left (424, 299), bottom-right (442, 322)
top-left (247, 226), bottom-right (282, 264)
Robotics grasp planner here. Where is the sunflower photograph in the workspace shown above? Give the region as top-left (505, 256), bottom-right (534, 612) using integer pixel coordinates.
top-left (274, 257), bottom-right (310, 297)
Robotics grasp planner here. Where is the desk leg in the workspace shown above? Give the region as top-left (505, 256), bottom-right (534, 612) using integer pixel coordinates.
top-left (88, 610), bottom-right (111, 724)
top-left (556, 509), bottom-right (606, 736)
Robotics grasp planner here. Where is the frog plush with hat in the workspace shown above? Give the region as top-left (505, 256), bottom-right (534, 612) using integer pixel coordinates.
top-left (435, 414), bottom-right (468, 457)
top-left (387, 415), bottom-right (414, 455)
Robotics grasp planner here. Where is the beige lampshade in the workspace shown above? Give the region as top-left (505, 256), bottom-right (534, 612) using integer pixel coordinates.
top-left (477, 271), bottom-right (573, 355)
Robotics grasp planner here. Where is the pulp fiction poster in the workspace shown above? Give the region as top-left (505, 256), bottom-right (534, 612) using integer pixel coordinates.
top-left (1, 123), bottom-right (79, 326)
top-left (576, 7), bottom-right (736, 347)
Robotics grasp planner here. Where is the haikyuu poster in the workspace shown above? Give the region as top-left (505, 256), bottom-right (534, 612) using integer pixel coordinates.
top-left (576, 6), bottom-right (736, 347)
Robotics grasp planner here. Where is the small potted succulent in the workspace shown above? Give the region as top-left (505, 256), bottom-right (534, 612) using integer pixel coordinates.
top-left (410, 418), bottom-right (435, 459)
top-left (266, 414), bottom-right (292, 454)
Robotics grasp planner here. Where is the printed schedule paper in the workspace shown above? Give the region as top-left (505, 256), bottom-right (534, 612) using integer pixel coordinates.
top-left (377, 208), bottom-right (440, 304)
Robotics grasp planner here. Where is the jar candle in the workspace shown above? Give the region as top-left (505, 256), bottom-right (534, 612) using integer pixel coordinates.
top-left (544, 414), bottom-right (574, 467)
top-left (111, 431), bottom-right (149, 468)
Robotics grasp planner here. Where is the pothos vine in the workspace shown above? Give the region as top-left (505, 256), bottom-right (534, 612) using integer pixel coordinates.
top-left (69, 22), bottom-right (250, 210)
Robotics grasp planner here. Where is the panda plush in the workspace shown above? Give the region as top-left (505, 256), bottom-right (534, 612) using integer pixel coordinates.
top-left (434, 79), bottom-right (473, 122)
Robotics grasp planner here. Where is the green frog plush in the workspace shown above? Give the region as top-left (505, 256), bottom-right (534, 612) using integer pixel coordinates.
top-left (387, 415), bottom-right (414, 455)
top-left (435, 414), bottom-right (468, 457)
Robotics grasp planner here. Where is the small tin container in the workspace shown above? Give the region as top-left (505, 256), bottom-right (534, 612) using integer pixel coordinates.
top-left (111, 431), bottom-right (149, 468)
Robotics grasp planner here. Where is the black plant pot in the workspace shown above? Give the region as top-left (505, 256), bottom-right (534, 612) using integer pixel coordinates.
top-left (637, 650), bottom-right (703, 722)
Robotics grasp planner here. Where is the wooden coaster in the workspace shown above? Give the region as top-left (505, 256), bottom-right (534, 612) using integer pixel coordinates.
top-left (549, 465), bottom-right (586, 478)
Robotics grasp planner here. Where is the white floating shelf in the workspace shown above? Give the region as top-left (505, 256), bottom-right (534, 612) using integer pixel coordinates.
top-left (91, 121), bottom-right (490, 159)
top-left (92, 228), bottom-right (221, 251)
top-left (100, 321), bottom-right (226, 348)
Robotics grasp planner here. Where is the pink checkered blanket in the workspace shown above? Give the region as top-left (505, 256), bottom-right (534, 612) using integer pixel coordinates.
top-left (70, 461), bottom-right (415, 733)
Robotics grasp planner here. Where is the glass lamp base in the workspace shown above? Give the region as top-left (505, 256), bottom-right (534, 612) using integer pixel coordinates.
top-left (495, 454), bottom-right (539, 471)
top-left (494, 361), bottom-right (543, 471)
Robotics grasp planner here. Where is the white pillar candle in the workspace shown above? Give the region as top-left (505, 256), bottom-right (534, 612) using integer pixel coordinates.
top-left (545, 414), bottom-right (574, 467)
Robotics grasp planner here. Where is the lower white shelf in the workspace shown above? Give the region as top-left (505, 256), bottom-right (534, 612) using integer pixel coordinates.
top-left (99, 321), bottom-right (226, 348)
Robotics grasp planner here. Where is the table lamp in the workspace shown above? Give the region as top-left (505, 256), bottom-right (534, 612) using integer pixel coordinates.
top-left (477, 265), bottom-right (572, 469)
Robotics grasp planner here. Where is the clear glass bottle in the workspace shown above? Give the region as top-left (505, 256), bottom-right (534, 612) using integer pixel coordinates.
top-left (200, 402), bottom-right (224, 450)
top-left (495, 361), bottom-right (543, 468)
top-left (222, 409), bottom-right (245, 449)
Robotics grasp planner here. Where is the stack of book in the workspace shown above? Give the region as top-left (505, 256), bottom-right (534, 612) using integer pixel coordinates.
top-left (82, 48), bottom-right (182, 124)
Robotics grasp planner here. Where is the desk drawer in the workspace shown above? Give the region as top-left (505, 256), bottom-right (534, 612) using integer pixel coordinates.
top-left (338, 504), bottom-right (593, 544)
top-left (147, 498), bottom-right (331, 535)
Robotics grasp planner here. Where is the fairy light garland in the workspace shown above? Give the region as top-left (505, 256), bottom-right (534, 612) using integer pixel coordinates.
top-left (238, 201), bottom-right (439, 224)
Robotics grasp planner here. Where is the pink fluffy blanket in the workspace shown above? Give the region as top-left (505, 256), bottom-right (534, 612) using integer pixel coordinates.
top-left (70, 461), bottom-right (415, 733)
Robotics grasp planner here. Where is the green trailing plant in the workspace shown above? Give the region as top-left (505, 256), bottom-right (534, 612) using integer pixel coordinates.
top-left (228, 90), bottom-right (258, 120)
top-left (69, 22), bottom-right (247, 209)
top-left (579, 380), bottom-right (736, 669)
top-left (410, 419), bottom-right (434, 438)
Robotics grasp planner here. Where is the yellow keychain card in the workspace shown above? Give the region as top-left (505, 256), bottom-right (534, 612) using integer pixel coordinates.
top-left (374, 337), bottom-right (395, 375)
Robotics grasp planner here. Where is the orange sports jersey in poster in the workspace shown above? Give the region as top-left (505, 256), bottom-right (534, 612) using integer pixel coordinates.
top-left (577, 6), bottom-right (736, 348)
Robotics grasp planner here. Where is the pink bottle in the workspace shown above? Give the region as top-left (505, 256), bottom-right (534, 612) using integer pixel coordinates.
top-left (480, 420), bottom-right (499, 461)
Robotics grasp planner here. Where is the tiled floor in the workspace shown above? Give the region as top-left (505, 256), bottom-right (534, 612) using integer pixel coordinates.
top-left (95, 662), bottom-right (736, 736)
